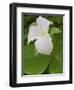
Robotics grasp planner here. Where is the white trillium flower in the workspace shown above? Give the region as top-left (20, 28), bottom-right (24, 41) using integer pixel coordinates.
top-left (28, 16), bottom-right (53, 55)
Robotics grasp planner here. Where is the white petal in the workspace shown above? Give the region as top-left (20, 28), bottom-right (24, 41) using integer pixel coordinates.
top-left (36, 16), bottom-right (53, 32)
top-left (27, 25), bottom-right (39, 44)
top-left (35, 35), bottom-right (53, 55)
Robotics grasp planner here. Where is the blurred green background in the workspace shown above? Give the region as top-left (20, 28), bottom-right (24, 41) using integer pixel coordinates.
top-left (22, 15), bottom-right (63, 75)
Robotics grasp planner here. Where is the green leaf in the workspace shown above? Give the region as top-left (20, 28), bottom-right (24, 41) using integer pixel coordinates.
top-left (22, 44), bottom-right (49, 75)
top-left (49, 27), bottom-right (62, 35)
top-left (49, 33), bottom-right (63, 74)
top-left (31, 22), bottom-right (37, 26)
top-left (49, 56), bottom-right (63, 73)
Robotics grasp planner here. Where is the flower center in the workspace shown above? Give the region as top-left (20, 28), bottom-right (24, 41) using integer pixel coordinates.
top-left (39, 31), bottom-right (47, 37)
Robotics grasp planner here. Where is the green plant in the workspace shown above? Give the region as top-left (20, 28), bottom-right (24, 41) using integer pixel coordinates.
top-left (22, 15), bottom-right (63, 75)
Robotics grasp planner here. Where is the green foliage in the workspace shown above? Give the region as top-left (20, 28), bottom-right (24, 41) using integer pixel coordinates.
top-left (23, 43), bottom-right (49, 75)
top-left (49, 33), bottom-right (63, 73)
top-left (49, 27), bottom-right (62, 35)
top-left (31, 22), bottom-right (37, 26)
top-left (22, 15), bottom-right (63, 75)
